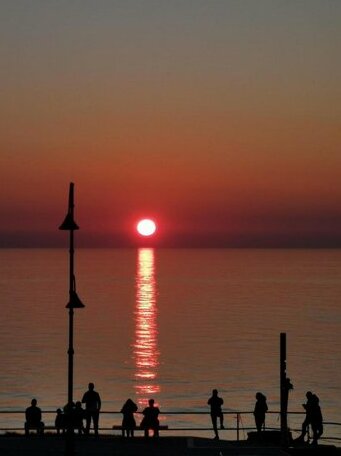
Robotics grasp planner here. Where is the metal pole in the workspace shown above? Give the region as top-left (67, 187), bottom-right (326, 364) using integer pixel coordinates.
top-left (68, 186), bottom-right (75, 407)
top-left (59, 183), bottom-right (84, 456)
top-left (280, 332), bottom-right (288, 446)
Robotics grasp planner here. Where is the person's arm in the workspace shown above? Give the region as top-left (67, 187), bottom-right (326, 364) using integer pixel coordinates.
top-left (97, 394), bottom-right (101, 410)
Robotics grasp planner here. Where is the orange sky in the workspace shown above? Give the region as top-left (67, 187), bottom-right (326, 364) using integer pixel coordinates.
top-left (1, 1), bottom-right (340, 247)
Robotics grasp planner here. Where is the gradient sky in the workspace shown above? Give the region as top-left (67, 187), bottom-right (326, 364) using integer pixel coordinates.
top-left (1, 1), bottom-right (340, 247)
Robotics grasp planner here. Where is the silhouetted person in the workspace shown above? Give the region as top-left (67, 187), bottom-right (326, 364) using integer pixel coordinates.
top-left (208, 389), bottom-right (224, 440)
top-left (310, 394), bottom-right (323, 445)
top-left (296, 391), bottom-right (314, 442)
top-left (121, 399), bottom-right (138, 438)
top-left (141, 399), bottom-right (160, 438)
top-left (253, 392), bottom-right (268, 433)
top-left (82, 382), bottom-right (101, 436)
top-left (73, 401), bottom-right (85, 434)
top-left (25, 398), bottom-right (44, 435)
top-left (55, 408), bottom-right (65, 434)
top-left (63, 401), bottom-right (78, 434)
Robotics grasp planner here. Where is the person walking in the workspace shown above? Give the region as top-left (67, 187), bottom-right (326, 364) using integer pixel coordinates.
top-left (82, 383), bottom-right (101, 436)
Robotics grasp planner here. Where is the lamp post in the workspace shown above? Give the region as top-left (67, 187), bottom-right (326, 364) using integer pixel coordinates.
top-left (59, 183), bottom-right (85, 453)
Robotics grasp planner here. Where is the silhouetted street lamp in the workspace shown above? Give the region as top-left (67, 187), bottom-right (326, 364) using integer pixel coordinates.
top-left (59, 182), bottom-right (85, 453)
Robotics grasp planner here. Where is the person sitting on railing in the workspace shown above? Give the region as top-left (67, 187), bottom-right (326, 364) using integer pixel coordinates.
top-left (140, 399), bottom-right (160, 438)
top-left (25, 398), bottom-right (44, 436)
top-left (253, 392), bottom-right (268, 433)
top-left (121, 398), bottom-right (138, 438)
top-left (208, 389), bottom-right (224, 440)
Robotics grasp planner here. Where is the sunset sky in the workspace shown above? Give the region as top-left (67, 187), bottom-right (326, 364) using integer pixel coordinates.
top-left (1, 1), bottom-right (340, 247)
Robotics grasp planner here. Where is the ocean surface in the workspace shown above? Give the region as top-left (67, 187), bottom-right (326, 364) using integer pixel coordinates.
top-left (0, 248), bottom-right (340, 440)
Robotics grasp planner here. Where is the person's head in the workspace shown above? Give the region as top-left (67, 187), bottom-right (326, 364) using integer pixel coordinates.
top-left (256, 392), bottom-right (262, 400)
top-left (212, 389), bottom-right (218, 396)
top-left (311, 394), bottom-right (319, 405)
top-left (88, 382), bottom-right (95, 391)
top-left (56, 408), bottom-right (62, 415)
top-left (31, 398), bottom-right (37, 406)
top-left (75, 401), bottom-right (82, 409)
top-left (306, 391), bottom-right (313, 399)
top-left (148, 399), bottom-right (155, 407)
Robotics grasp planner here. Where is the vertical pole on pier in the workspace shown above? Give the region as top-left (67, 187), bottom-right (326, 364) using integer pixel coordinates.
top-left (59, 183), bottom-right (85, 455)
top-left (280, 332), bottom-right (288, 447)
top-left (237, 413), bottom-right (240, 441)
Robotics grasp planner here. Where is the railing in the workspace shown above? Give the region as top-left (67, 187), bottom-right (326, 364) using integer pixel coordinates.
top-left (0, 410), bottom-right (340, 444)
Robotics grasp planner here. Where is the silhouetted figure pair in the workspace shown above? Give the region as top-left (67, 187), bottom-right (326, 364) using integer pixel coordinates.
top-left (82, 382), bottom-right (101, 436)
top-left (140, 399), bottom-right (160, 438)
top-left (296, 391), bottom-right (323, 445)
top-left (208, 389), bottom-right (224, 440)
top-left (253, 392), bottom-right (268, 433)
top-left (56, 402), bottom-right (84, 434)
top-left (25, 399), bottom-right (44, 436)
top-left (121, 399), bottom-right (138, 438)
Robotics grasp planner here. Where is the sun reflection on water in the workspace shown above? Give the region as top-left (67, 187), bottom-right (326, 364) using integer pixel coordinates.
top-left (134, 248), bottom-right (160, 406)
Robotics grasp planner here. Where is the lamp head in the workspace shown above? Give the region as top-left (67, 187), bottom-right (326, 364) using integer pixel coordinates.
top-left (59, 212), bottom-right (79, 231)
top-left (66, 291), bottom-right (85, 309)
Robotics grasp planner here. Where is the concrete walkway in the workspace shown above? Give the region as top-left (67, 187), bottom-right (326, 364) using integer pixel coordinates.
top-left (0, 435), bottom-right (339, 456)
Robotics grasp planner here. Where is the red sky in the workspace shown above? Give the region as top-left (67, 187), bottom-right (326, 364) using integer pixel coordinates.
top-left (1, 1), bottom-right (340, 247)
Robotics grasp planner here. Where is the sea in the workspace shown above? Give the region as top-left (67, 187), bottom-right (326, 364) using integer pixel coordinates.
top-left (0, 248), bottom-right (340, 441)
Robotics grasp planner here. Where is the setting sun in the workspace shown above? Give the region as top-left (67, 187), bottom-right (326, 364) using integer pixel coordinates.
top-left (137, 219), bottom-right (157, 237)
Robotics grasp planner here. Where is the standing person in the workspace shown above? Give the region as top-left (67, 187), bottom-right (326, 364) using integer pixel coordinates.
top-left (207, 389), bottom-right (224, 440)
top-left (296, 391), bottom-right (314, 442)
top-left (121, 398), bottom-right (138, 438)
top-left (253, 392), bottom-right (268, 433)
top-left (140, 399), bottom-right (160, 438)
top-left (310, 394), bottom-right (323, 445)
top-left (82, 383), bottom-right (101, 436)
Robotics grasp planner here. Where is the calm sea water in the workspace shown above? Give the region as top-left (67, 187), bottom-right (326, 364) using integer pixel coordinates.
top-left (0, 249), bottom-right (340, 440)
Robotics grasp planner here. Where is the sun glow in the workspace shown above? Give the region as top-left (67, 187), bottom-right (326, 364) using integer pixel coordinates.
top-left (137, 219), bottom-right (157, 237)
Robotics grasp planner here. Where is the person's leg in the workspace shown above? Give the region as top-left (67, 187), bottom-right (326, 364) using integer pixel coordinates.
top-left (220, 412), bottom-right (224, 429)
top-left (93, 411), bottom-right (99, 436)
top-left (85, 411), bottom-right (91, 434)
top-left (296, 417), bottom-right (308, 441)
top-left (211, 414), bottom-right (219, 439)
top-left (301, 418), bottom-right (309, 437)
